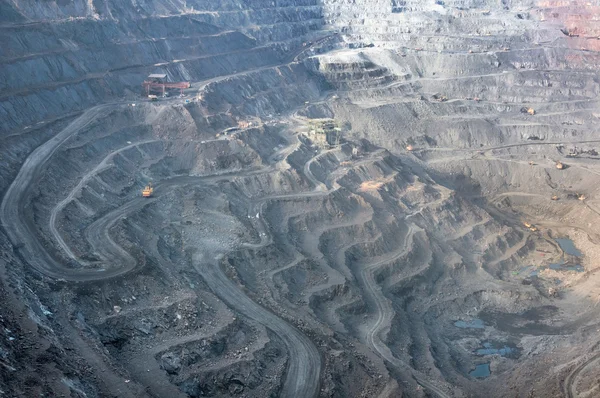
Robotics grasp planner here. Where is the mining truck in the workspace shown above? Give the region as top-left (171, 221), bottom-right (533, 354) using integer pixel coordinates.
top-left (521, 107), bottom-right (535, 115)
top-left (142, 182), bottom-right (153, 198)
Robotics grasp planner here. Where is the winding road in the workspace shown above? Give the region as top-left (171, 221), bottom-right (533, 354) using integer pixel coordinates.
top-left (564, 351), bottom-right (600, 398)
top-left (355, 226), bottom-right (452, 398)
top-left (49, 139), bottom-right (160, 261)
top-left (0, 104), bottom-right (125, 280)
top-left (0, 96), bottom-right (328, 396)
top-left (193, 256), bottom-right (321, 398)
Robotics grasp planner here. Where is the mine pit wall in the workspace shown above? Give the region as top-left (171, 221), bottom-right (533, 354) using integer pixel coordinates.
top-left (0, 1), bottom-right (330, 396)
top-left (297, 2), bottom-right (600, 396)
top-left (0, 0), bottom-right (325, 203)
top-left (4, 0), bottom-right (600, 397)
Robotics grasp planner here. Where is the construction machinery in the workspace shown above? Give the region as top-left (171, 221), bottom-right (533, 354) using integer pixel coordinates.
top-left (578, 193), bottom-right (586, 201)
top-left (556, 161), bottom-right (564, 170)
top-left (433, 94), bottom-right (448, 102)
top-left (521, 107), bottom-right (535, 115)
top-left (406, 145), bottom-right (414, 151)
top-left (307, 119), bottom-right (342, 148)
top-left (142, 182), bottom-right (153, 198)
top-left (561, 28), bottom-right (579, 38)
top-left (142, 74), bottom-right (190, 97)
top-left (523, 222), bottom-right (538, 231)
top-left (551, 195), bottom-right (559, 201)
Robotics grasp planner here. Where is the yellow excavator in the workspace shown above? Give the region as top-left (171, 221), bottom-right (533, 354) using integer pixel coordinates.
top-left (142, 182), bottom-right (153, 198)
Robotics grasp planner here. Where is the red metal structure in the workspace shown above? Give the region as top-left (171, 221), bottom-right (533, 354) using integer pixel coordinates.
top-left (142, 74), bottom-right (190, 96)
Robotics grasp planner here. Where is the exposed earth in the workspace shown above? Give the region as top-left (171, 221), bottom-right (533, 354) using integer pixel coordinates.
top-left (2, 1), bottom-right (600, 397)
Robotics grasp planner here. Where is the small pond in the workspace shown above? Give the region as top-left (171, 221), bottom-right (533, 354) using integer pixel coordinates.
top-left (555, 238), bottom-right (582, 257)
top-left (549, 260), bottom-right (584, 273)
top-left (469, 363), bottom-right (491, 378)
top-left (476, 342), bottom-right (515, 357)
top-left (454, 319), bottom-right (485, 329)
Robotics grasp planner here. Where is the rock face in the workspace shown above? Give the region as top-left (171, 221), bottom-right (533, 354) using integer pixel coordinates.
top-left (3, 1), bottom-right (600, 398)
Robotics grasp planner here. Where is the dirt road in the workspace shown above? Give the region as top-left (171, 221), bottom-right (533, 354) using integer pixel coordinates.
top-left (194, 256), bottom-right (322, 398)
top-left (1, 105), bottom-right (117, 279)
top-left (1, 96), bottom-right (325, 395)
top-left (564, 352), bottom-right (600, 398)
top-left (49, 139), bottom-right (159, 261)
top-left (349, 222), bottom-right (453, 398)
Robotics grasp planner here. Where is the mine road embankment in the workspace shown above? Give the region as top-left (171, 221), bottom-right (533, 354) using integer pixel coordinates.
top-left (194, 258), bottom-right (321, 398)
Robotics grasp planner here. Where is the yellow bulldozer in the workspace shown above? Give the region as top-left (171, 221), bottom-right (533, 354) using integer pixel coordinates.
top-left (523, 222), bottom-right (538, 232)
top-left (142, 182), bottom-right (153, 198)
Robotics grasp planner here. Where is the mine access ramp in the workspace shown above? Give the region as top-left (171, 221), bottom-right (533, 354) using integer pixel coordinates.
top-left (143, 74), bottom-right (190, 97)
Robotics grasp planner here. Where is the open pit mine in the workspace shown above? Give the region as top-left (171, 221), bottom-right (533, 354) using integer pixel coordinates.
top-left (2, 1), bottom-right (600, 397)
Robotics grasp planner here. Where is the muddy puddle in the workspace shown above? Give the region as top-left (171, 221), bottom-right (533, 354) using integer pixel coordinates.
top-left (469, 363), bottom-right (491, 378)
top-left (479, 306), bottom-right (562, 336)
top-left (555, 238), bottom-right (582, 257)
top-left (548, 261), bottom-right (584, 272)
top-left (476, 342), bottom-right (517, 357)
top-left (545, 237), bottom-right (584, 272)
top-left (515, 238), bottom-right (584, 277)
top-left (454, 319), bottom-right (485, 329)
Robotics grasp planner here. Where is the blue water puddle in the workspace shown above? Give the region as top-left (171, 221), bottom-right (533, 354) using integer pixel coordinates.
top-left (454, 319), bottom-right (485, 329)
top-left (548, 261), bottom-right (563, 270)
top-left (518, 265), bottom-right (539, 277)
top-left (555, 238), bottom-right (582, 257)
top-left (516, 260), bottom-right (583, 278)
top-left (470, 363), bottom-right (491, 378)
top-left (476, 342), bottom-right (514, 356)
top-left (544, 238), bottom-right (584, 272)
top-left (515, 239), bottom-right (584, 278)
top-left (548, 260), bottom-right (584, 273)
